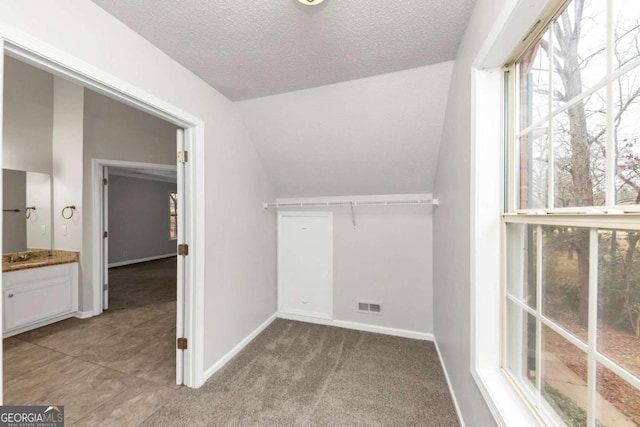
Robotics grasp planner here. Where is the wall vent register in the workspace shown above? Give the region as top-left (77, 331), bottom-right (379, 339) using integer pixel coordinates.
top-left (358, 301), bottom-right (382, 314)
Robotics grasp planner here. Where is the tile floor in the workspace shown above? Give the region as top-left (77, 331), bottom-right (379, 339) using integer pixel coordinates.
top-left (3, 258), bottom-right (179, 426)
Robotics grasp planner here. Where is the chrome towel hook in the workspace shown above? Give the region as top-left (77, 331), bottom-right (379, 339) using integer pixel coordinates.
top-left (62, 205), bottom-right (76, 219)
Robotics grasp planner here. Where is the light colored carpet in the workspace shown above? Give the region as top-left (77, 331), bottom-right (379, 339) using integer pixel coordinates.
top-left (143, 319), bottom-right (459, 426)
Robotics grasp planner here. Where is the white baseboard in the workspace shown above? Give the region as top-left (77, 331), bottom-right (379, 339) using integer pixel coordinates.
top-left (202, 314), bottom-right (277, 383)
top-left (434, 338), bottom-right (466, 427)
top-left (73, 311), bottom-right (96, 319)
top-left (108, 253), bottom-right (176, 268)
top-left (276, 312), bottom-right (434, 341)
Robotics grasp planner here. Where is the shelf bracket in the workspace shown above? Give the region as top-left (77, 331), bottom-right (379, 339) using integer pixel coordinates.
top-left (350, 202), bottom-right (357, 230)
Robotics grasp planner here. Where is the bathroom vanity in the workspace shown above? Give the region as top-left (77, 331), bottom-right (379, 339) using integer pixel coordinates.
top-left (2, 250), bottom-right (79, 337)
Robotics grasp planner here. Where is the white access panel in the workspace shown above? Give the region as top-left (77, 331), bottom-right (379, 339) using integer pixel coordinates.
top-left (278, 212), bottom-right (333, 319)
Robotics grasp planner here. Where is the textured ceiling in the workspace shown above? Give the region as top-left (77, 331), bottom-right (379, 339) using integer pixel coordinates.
top-left (90, 0), bottom-right (475, 100)
top-left (238, 62), bottom-right (454, 197)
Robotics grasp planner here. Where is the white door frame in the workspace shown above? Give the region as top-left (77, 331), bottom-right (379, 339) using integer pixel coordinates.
top-left (102, 165), bottom-right (109, 311)
top-left (0, 34), bottom-right (206, 389)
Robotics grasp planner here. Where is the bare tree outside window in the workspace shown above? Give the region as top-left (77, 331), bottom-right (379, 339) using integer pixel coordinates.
top-left (508, 0), bottom-right (640, 424)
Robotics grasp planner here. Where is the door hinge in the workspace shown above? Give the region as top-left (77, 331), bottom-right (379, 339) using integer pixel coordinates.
top-left (177, 337), bottom-right (188, 350)
top-left (103, 178), bottom-right (108, 185)
top-left (177, 151), bottom-right (188, 163)
top-left (103, 283), bottom-right (108, 291)
top-left (178, 244), bottom-right (189, 256)
top-left (103, 231), bottom-right (108, 238)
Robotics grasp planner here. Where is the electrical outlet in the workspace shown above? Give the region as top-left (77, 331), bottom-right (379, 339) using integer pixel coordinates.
top-left (62, 225), bottom-right (68, 236)
top-left (123, 251), bottom-right (127, 257)
top-left (41, 225), bottom-right (46, 234)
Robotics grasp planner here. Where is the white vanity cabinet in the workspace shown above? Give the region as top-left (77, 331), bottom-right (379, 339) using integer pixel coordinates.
top-left (3, 262), bottom-right (78, 337)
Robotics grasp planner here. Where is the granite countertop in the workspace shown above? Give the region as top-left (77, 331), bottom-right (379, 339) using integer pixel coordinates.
top-left (2, 249), bottom-right (79, 272)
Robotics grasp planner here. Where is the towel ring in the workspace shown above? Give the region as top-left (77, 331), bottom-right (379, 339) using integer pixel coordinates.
top-left (25, 206), bottom-right (36, 219)
top-left (62, 205), bottom-right (76, 219)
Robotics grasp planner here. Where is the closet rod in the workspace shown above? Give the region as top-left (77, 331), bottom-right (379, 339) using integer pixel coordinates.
top-left (262, 198), bottom-right (439, 210)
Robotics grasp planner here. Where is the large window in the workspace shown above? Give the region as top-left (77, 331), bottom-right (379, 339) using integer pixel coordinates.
top-left (504, 0), bottom-right (640, 425)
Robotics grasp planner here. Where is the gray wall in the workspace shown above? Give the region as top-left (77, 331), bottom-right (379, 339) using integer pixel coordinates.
top-left (82, 89), bottom-right (178, 310)
top-left (333, 209), bottom-right (432, 333)
top-left (2, 56), bottom-right (53, 175)
top-left (108, 174), bottom-right (177, 265)
top-left (432, 0), bottom-right (511, 424)
top-left (3, 169), bottom-right (27, 253)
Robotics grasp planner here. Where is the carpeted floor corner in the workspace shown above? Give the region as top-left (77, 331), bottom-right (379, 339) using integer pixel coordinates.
top-left (142, 319), bottom-right (459, 426)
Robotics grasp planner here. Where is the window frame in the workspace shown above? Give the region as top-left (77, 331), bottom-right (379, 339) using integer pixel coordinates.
top-left (169, 190), bottom-right (178, 241)
top-left (502, 0), bottom-right (640, 424)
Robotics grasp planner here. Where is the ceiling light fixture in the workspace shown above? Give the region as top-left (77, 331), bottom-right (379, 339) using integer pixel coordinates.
top-left (297, 0), bottom-right (325, 5)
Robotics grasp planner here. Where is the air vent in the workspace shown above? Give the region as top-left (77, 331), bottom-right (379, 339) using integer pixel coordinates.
top-left (357, 301), bottom-right (382, 315)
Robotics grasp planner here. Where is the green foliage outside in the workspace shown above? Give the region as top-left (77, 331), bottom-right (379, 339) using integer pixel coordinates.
top-left (543, 385), bottom-right (607, 427)
top-left (598, 231), bottom-right (640, 337)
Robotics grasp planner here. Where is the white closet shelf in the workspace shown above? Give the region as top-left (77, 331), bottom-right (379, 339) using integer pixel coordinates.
top-left (263, 198), bottom-right (438, 210)
top-left (263, 196), bottom-right (437, 229)
top-left (262, 199), bottom-right (439, 209)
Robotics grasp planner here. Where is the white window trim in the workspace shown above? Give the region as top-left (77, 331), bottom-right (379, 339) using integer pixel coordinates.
top-left (471, 65), bottom-right (544, 427)
top-left (470, 0), bottom-right (556, 425)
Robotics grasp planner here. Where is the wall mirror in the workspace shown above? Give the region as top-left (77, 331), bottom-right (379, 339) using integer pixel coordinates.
top-left (3, 168), bottom-right (52, 253)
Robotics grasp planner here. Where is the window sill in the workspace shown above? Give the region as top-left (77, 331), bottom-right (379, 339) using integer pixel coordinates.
top-left (473, 368), bottom-right (544, 427)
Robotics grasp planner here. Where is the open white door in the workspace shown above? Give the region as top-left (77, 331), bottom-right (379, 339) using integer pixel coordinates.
top-left (176, 129), bottom-right (186, 385)
top-left (101, 166), bottom-right (109, 310)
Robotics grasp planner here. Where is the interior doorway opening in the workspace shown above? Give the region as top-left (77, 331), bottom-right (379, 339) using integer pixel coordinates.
top-left (94, 159), bottom-right (185, 384)
top-left (1, 34), bottom-right (205, 405)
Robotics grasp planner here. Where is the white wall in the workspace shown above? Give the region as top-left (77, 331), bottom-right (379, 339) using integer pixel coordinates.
top-left (0, 0), bottom-right (276, 377)
top-left (26, 171), bottom-right (52, 250)
top-left (2, 169), bottom-right (26, 253)
top-left (52, 77), bottom-right (83, 253)
top-left (107, 174), bottom-right (177, 265)
top-left (432, 0), bottom-right (516, 425)
top-left (276, 194), bottom-right (433, 335)
top-left (237, 62), bottom-right (453, 197)
top-left (333, 209), bottom-right (432, 333)
top-left (2, 56), bottom-right (52, 175)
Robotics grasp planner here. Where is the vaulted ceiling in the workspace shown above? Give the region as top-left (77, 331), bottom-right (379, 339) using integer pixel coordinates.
top-left (238, 62), bottom-right (454, 197)
top-left (89, 1), bottom-right (473, 197)
top-left (90, 0), bottom-right (475, 101)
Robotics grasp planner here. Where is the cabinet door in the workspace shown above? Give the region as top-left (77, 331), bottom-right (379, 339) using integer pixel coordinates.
top-left (278, 212), bottom-right (333, 319)
top-left (4, 268), bottom-right (74, 331)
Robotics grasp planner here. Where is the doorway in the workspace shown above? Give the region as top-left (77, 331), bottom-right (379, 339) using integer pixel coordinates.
top-left (94, 159), bottom-right (184, 384)
top-left (0, 38), bottom-right (205, 396)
